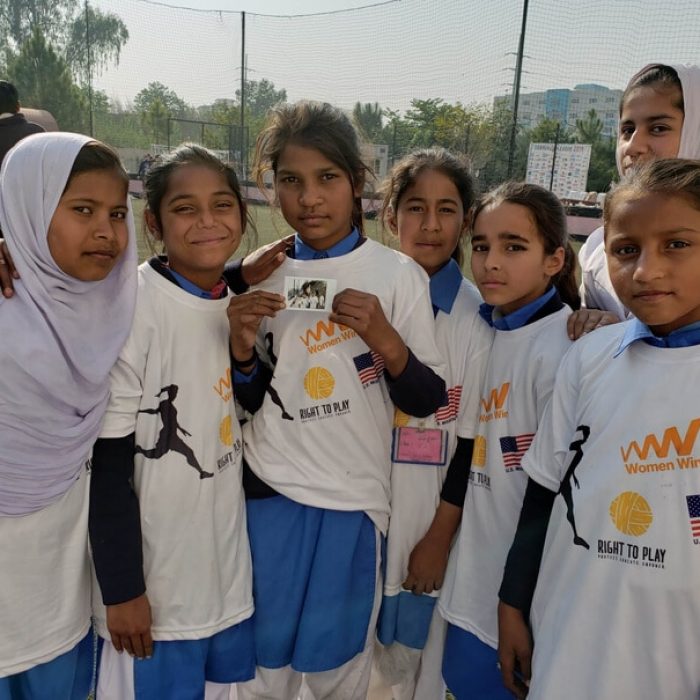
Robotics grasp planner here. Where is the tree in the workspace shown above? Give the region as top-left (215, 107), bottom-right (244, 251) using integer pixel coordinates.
top-left (404, 98), bottom-right (446, 148)
top-left (381, 109), bottom-right (414, 164)
top-left (528, 118), bottom-right (573, 145)
top-left (6, 28), bottom-right (85, 131)
top-left (0, 0), bottom-right (128, 81)
top-left (586, 137), bottom-right (617, 192)
top-left (65, 5), bottom-right (129, 82)
top-left (134, 82), bottom-right (187, 118)
top-left (353, 102), bottom-right (383, 143)
top-left (574, 110), bottom-right (615, 191)
top-left (236, 79), bottom-right (286, 120)
top-left (0, 0), bottom-right (77, 47)
top-left (575, 109), bottom-right (604, 145)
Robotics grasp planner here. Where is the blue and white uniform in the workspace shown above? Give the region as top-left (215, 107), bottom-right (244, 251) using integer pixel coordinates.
top-left (523, 319), bottom-right (700, 700)
top-left (235, 232), bottom-right (446, 700)
top-left (439, 289), bottom-right (572, 700)
top-left (376, 259), bottom-right (492, 700)
top-left (92, 261), bottom-right (254, 700)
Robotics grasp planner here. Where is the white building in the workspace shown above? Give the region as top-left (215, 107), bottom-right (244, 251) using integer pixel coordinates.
top-left (495, 83), bottom-right (623, 138)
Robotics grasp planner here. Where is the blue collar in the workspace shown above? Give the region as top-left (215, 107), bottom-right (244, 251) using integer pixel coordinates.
top-left (294, 227), bottom-right (361, 260)
top-left (150, 257), bottom-right (227, 299)
top-left (479, 286), bottom-right (557, 331)
top-left (614, 318), bottom-right (700, 356)
top-left (429, 259), bottom-right (463, 315)
top-left (167, 266), bottom-right (227, 299)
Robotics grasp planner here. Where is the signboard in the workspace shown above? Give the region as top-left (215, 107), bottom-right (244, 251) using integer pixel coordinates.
top-left (526, 143), bottom-right (591, 198)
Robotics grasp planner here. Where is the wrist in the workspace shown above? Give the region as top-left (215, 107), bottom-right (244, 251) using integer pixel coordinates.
top-left (378, 333), bottom-right (409, 378)
top-left (232, 347), bottom-right (257, 369)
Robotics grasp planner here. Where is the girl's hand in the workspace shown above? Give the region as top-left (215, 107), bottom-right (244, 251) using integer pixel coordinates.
top-left (567, 308), bottom-right (620, 340)
top-left (403, 533), bottom-right (450, 595)
top-left (498, 601), bottom-right (532, 699)
top-left (241, 236), bottom-right (293, 286)
top-left (0, 239), bottom-right (19, 298)
top-left (106, 593), bottom-right (153, 660)
top-left (227, 290), bottom-right (285, 364)
top-left (330, 288), bottom-right (408, 378)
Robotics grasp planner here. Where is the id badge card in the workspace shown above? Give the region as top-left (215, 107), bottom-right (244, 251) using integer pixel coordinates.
top-left (391, 427), bottom-right (448, 466)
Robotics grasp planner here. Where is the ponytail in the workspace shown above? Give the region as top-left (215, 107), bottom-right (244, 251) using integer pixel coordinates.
top-left (553, 242), bottom-right (581, 310)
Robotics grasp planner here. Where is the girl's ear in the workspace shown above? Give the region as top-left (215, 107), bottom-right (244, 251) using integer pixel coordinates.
top-left (461, 209), bottom-right (472, 236)
top-left (544, 246), bottom-right (566, 277)
top-left (144, 209), bottom-right (161, 240)
top-left (386, 207), bottom-right (399, 234)
top-left (353, 173), bottom-right (365, 198)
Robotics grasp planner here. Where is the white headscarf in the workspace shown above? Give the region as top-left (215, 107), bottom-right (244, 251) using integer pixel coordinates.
top-left (615, 63), bottom-right (700, 175)
top-left (0, 132), bottom-right (137, 516)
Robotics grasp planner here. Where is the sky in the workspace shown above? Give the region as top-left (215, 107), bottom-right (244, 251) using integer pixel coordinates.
top-left (91, 0), bottom-right (700, 115)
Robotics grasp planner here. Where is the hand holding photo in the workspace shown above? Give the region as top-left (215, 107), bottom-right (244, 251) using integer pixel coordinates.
top-left (284, 276), bottom-right (336, 312)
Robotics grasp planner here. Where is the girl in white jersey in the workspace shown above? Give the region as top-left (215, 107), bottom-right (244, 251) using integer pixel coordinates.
top-left (374, 148), bottom-right (493, 700)
top-left (438, 182), bottom-right (579, 699)
top-left (0, 133), bottom-right (136, 699)
top-left (499, 159), bottom-right (700, 700)
top-left (577, 63), bottom-right (700, 321)
top-left (227, 101), bottom-right (446, 700)
top-left (89, 144), bottom-right (254, 699)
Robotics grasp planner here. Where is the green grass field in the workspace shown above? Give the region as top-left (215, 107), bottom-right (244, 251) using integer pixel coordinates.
top-left (132, 198), bottom-right (582, 285)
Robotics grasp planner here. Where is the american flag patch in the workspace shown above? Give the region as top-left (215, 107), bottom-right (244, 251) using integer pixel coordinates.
top-left (499, 433), bottom-right (535, 471)
top-left (353, 351), bottom-right (385, 386)
top-left (686, 495), bottom-right (700, 539)
top-left (435, 386), bottom-right (463, 423)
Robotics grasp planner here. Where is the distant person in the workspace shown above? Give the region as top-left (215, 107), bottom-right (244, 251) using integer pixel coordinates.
top-left (0, 81), bottom-right (45, 167)
top-left (137, 153), bottom-right (150, 180)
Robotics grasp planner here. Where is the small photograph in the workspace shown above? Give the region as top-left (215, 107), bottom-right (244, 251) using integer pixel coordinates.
top-left (284, 276), bottom-right (336, 312)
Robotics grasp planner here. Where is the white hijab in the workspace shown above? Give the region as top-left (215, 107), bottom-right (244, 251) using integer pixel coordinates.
top-left (0, 132), bottom-right (137, 516)
top-left (615, 63), bottom-right (700, 175)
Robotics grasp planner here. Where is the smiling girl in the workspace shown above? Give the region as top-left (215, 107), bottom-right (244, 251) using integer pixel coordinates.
top-left (578, 63), bottom-right (700, 320)
top-left (89, 144), bottom-right (254, 699)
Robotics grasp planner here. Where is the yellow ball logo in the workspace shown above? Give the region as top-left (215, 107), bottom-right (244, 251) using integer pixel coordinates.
top-left (472, 435), bottom-right (487, 468)
top-left (219, 415), bottom-right (233, 446)
top-left (304, 367), bottom-right (335, 400)
top-left (609, 491), bottom-right (653, 536)
top-left (394, 409), bottom-right (411, 427)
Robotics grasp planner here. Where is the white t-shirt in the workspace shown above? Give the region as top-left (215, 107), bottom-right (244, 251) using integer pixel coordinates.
top-left (242, 240), bottom-right (445, 533)
top-left (0, 466), bottom-right (91, 676)
top-left (94, 263), bottom-right (253, 641)
top-left (578, 226), bottom-right (630, 319)
top-left (524, 324), bottom-right (700, 700)
top-left (439, 306), bottom-right (572, 646)
top-left (383, 279), bottom-right (493, 598)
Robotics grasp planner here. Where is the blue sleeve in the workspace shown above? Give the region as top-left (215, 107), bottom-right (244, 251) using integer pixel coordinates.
top-left (89, 434), bottom-right (146, 606)
top-left (386, 348), bottom-right (447, 417)
top-left (440, 437), bottom-right (474, 507)
top-left (233, 359), bottom-right (273, 413)
top-left (223, 259), bottom-right (248, 294)
top-left (499, 478), bottom-right (556, 615)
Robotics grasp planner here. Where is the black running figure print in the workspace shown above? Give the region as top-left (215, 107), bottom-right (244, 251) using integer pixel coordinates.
top-left (558, 425), bottom-right (590, 549)
top-left (135, 384), bottom-right (214, 479)
top-left (263, 331), bottom-right (293, 421)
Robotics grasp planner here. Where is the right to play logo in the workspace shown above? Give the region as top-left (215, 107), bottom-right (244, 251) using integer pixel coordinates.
top-left (597, 491), bottom-right (666, 569)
